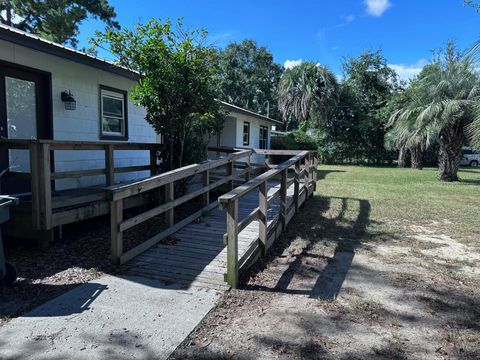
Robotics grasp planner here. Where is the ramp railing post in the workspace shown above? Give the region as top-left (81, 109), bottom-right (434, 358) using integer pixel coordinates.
top-left (226, 199), bottom-right (239, 288)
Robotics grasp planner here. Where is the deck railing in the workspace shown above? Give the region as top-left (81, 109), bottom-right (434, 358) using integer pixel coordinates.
top-left (106, 148), bottom-right (253, 264)
top-left (0, 139), bottom-right (160, 230)
top-left (218, 150), bottom-right (318, 288)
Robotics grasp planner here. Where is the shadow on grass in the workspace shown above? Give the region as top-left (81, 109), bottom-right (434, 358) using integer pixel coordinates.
top-left (459, 178), bottom-right (480, 185)
top-left (316, 169), bottom-right (345, 181)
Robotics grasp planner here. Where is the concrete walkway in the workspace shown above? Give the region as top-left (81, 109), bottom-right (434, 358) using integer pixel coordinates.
top-left (0, 275), bottom-right (222, 360)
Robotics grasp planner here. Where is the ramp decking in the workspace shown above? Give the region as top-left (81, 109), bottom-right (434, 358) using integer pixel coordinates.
top-left (124, 181), bottom-right (298, 289)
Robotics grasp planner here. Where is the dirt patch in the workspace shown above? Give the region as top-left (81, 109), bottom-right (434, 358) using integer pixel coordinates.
top-left (171, 199), bottom-right (480, 359)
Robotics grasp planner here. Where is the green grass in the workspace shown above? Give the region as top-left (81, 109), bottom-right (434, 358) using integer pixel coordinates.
top-left (315, 166), bottom-right (480, 246)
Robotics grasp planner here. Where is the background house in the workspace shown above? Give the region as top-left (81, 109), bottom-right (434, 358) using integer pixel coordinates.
top-left (209, 102), bottom-right (282, 163)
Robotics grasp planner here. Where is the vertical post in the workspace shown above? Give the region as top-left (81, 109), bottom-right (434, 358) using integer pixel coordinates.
top-left (165, 182), bottom-right (174, 226)
top-left (307, 152), bottom-right (313, 196)
top-left (110, 199), bottom-right (123, 264)
top-left (149, 146), bottom-right (157, 177)
top-left (259, 180), bottom-right (268, 253)
top-left (226, 160), bottom-right (234, 190)
top-left (303, 156), bottom-right (309, 195)
top-left (30, 143), bottom-right (52, 229)
top-left (30, 143), bottom-right (53, 247)
top-left (30, 143), bottom-right (41, 229)
top-left (313, 153), bottom-right (318, 192)
top-left (280, 168), bottom-right (287, 230)
top-left (105, 144), bottom-right (114, 186)
top-left (226, 199), bottom-right (239, 288)
top-left (294, 160), bottom-right (300, 212)
top-left (245, 153), bottom-right (251, 182)
top-left (202, 169), bottom-right (210, 207)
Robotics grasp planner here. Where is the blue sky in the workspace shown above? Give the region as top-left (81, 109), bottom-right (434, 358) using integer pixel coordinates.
top-left (78, 0), bottom-right (479, 80)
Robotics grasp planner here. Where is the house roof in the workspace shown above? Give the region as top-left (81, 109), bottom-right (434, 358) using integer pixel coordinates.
top-left (220, 101), bottom-right (282, 125)
top-left (0, 24), bottom-right (283, 125)
top-left (0, 24), bottom-right (138, 80)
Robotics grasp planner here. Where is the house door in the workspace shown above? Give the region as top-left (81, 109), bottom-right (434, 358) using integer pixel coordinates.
top-left (0, 62), bottom-right (52, 194)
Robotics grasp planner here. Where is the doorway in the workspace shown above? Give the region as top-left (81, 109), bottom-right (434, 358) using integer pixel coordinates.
top-left (0, 61), bottom-right (52, 194)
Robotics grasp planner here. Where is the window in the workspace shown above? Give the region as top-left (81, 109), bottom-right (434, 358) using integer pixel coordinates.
top-left (259, 125), bottom-right (268, 149)
top-left (100, 86), bottom-right (127, 139)
top-left (243, 121), bottom-right (250, 146)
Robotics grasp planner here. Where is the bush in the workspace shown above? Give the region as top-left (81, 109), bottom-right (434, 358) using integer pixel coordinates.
top-left (271, 130), bottom-right (323, 163)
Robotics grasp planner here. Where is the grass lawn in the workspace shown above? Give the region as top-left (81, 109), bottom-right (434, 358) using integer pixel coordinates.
top-left (318, 166), bottom-right (480, 246)
top-left (172, 165), bottom-right (480, 360)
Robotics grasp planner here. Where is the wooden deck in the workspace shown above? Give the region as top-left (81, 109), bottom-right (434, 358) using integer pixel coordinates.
top-left (124, 180), bottom-right (304, 290)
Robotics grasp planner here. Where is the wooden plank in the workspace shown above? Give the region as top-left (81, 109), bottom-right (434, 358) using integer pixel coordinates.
top-left (105, 144), bottom-right (114, 186)
top-left (115, 165), bottom-right (151, 174)
top-left (107, 150), bottom-right (252, 201)
top-left (237, 207), bottom-right (259, 233)
top-left (225, 199), bottom-right (239, 288)
top-left (280, 168), bottom-right (287, 230)
top-left (52, 192), bottom-right (106, 209)
top-left (119, 173), bottom-right (240, 232)
top-left (52, 202), bottom-right (109, 227)
top-left (218, 151), bottom-right (308, 205)
top-left (202, 169), bottom-right (210, 206)
top-left (150, 147), bottom-right (158, 177)
top-left (258, 180), bottom-right (268, 254)
top-left (238, 239), bottom-right (260, 269)
top-left (164, 182), bottom-right (174, 227)
top-left (110, 200), bottom-right (123, 265)
top-left (37, 143), bottom-right (52, 230)
top-left (29, 143), bottom-right (41, 229)
top-left (119, 201), bottom-right (218, 264)
top-left (226, 160), bottom-right (234, 191)
top-left (52, 168), bottom-right (106, 180)
top-left (294, 160), bottom-right (300, 212)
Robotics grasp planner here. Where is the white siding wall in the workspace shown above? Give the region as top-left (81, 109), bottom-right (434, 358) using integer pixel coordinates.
top-left (207, 111), bottom-right (274, 164)
top-left (208, 115), bottom-right (237, 148)
top-left (232, 112), bottom-right (272, 164)
top-left (0, 39), bottom-right (156, 190)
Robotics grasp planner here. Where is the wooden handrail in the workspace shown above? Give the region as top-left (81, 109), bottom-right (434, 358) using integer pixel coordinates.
top-left (218, 151), bottom-right (309, 205)
top-left (106, 150), bottom-right (252, 201)
top-left (106, 148), bottom-right (253, 265)
top-left (221, 150), bottom-right (318, 288)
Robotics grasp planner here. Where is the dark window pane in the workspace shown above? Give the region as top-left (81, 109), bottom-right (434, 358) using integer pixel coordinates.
top-left (103, 95), bottom-right (123, 116)
top-left (102, 116), bottom-right (122, 134)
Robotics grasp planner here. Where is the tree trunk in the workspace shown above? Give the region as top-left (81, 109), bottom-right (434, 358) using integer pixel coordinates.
top-left (410, 144), bottom-right (423, 170)
top-left (437, 122), bottom-right (464, 182)
top-left (5, 0), bottom-right (12, 25)
top-left (397, 144), bottom-right (407, 168)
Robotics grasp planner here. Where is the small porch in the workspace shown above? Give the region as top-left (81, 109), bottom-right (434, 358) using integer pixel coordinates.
top-left (1, 139), bottom-right (161, 245)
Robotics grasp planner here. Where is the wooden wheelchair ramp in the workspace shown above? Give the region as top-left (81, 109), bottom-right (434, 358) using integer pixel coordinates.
top-left (107, 148), bottom-right (317, 290)
top-left (124, 181), bottom-right (299, 290)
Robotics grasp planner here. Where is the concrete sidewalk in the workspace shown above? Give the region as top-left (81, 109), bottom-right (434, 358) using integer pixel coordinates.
top-left (0, 275), bottom-right (222, 359)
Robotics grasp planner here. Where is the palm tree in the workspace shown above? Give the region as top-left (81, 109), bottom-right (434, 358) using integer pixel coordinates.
top-left (277, 62), bottom-right (339, 126)
top-left (386, 72), bottom-right (438, 170)
top-left (389, 43), bottom-right (480, 181)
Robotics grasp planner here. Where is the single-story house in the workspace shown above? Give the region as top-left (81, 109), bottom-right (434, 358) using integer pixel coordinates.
top-left (209, 102), bottom-right (282, 156)
top-left (0, 24), bottom-right (280, 195)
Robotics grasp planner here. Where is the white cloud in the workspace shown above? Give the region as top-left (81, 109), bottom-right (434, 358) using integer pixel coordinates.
top-left (364, 0), bottom-right (392, 17)
top-left (284, 59), bottom-right (303, 70)
top-left (388, 59), bottom-right (428, 82)
top-left (337, 14), bottom-right (355, 27)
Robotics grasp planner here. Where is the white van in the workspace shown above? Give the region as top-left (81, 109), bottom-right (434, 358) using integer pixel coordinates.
top-left (460, 149), bottom-right (480, 167)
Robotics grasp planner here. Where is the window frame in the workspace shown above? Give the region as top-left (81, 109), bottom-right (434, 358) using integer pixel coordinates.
top-left (243, 121), bottom-right (250, 146)
top-left (99, 85), bottom-right (128, 140)
top-left (259, 125), bottom-right (268, 149)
